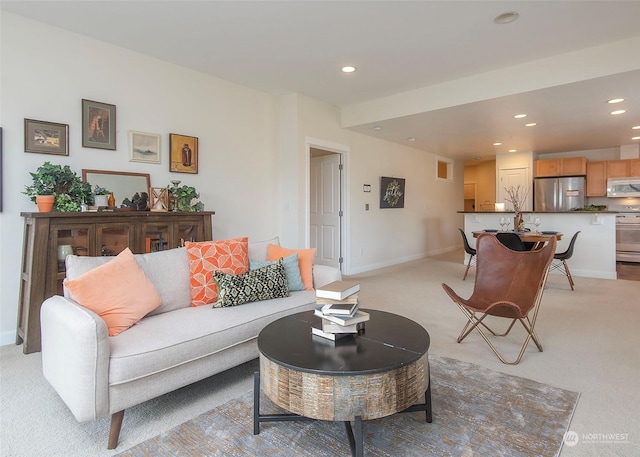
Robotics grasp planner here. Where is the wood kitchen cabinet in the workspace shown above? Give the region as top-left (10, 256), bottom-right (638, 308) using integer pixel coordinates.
top-left (586, 161), bottom-right (607, 197)
top-left (535, 159), bottom-right (561, 177)
top-left (628, 159), bottom-right (640, 177)
top-left (560, 157), bottom-right (587, 176)
top-left (17, 211), bottom-right (214, 354)
top-left (535, 157), bottom-right (586, 177)
top-left (606, 160), bottom-right (630, 178)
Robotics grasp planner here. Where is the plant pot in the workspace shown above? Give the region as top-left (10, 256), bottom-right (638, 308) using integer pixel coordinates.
top-left (95, 195), bottom-right (109, 206)
top-left (36, 195), bottom-right (55, 212)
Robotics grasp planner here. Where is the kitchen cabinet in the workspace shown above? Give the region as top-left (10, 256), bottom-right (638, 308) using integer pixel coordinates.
top-left (535, 157), bottom-right (586, 177)
top-left (560, 157), bottom-right (587, 176)
top-left (629, 159), bottom-right (640, 177)
top-left (607, 160), bottom-right (630, 178)
top-left (586, 161), bottom-right (607, 197)
top-left (17, 211), bottom-right (214, 354)
top-left (535, 159), bottom-right (561, 177)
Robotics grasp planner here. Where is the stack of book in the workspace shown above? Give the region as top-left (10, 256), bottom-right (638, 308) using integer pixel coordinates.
top-left (312, 280), bottom-right (370, 341)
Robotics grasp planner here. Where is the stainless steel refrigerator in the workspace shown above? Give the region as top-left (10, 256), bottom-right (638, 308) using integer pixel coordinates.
top-left (534, 176), bottom-right (585, 211)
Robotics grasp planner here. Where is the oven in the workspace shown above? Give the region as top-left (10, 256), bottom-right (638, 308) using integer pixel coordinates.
top-left (616, 213), bottom-right (640, 263)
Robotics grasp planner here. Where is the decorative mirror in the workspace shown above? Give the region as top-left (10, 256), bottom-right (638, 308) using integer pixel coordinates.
top-left (82, 169), bottom-right (151, 208)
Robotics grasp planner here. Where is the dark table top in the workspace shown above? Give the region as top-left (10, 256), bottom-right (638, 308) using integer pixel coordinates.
top-left (258, 309), bottom-right (430, 376)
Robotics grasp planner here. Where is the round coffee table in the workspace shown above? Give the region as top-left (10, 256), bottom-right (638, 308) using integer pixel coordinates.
top-left (253, 309), bottom-right (431, 457)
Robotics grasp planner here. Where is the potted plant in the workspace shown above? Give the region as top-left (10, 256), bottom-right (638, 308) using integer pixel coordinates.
top-left (92, 185), bottom-right (112, 207)
top-left (168, 182), bottom-right (204, 212)
top-left (23, 161), bottom-right (92, 212)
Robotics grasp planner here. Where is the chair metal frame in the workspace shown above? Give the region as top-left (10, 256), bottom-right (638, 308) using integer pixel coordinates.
top-left (442, 234), bottom-right (556, 365)
top-left (458, 228), bottom-right (476, 280)
top-left (548, 231), bottom-right (580, 291)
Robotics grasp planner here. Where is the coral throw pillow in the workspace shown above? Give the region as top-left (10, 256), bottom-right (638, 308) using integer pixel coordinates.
top-left (186, 237), bottom-right (249, 306)
top-left (267, 244), bottom-right (316, 290)
top-left (63, 248), bottom-right (162, 336)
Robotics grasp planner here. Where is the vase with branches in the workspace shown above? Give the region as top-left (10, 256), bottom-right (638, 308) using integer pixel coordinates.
top-left (504, 185), bottom-right (530, 231)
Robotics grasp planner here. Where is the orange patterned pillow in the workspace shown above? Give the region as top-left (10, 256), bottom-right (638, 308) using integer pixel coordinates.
top-left (186, 237), bottom-right (249, 306)
top-left (267, 244), bottom-right (316, 290)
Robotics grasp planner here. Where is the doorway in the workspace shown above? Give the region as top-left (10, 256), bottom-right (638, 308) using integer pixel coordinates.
top-left (497, 167), bottom-right (531, 211)
top-left (306, 138), bottom-right (349, 273)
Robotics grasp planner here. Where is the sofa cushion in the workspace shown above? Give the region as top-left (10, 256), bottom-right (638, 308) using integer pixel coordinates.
top-left (267, 244), bottom-right (316, 290)
top-left (186, 237), bottom-right (249, 307)
top-left (250, 253), bottom-right (304, 291)
top-left (107, 290), bottom-right (318, 386)
top-left (214, 259), bottom-right (289, 307)
top-left (65, 248), bottom-right (191, 316)
top-left (248, 236), bottom-right (280, 261)
top-left (63, 248), bottom-right (162, 336)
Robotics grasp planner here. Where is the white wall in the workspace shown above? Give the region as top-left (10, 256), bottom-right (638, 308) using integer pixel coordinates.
top-left (293, 95), bottom-right (464, 273)
top-left (0, 13), bottom-right (463, 345)
top-left (0, 13), bottom-right (281, 344)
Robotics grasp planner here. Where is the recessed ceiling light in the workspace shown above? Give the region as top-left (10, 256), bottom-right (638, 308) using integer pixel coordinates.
top-left (610, 110), bottom-right (626, 115)
top-left (607, 98), bottom-right (625, 104)
top-left (372, 126), bottom-right (382, 131)
top-left (494, 11), bottom-right (519, 24)
top-left (509, 149), bottom-right (517, 153)
top-left (514, 114), bottom-right (527, 119)
top-left (525, 123), bottom-right (537, 127)
top-left (632, 136), bottom-right (640, 140)
top-left (632, 126), bottom-right (640, 130)
top-left (493, 142), bottom-right (502, 146)
top-left (407, 137), bottom-right (416, 142)
top-left (341, 66), bottom-right (356, 73)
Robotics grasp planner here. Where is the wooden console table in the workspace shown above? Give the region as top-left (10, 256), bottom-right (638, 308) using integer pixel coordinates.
top-left (17, 210), bottom-right (214, 354)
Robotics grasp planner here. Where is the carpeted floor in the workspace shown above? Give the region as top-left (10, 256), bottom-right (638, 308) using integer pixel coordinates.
top-left (116, 354), bottom-right (579, 457)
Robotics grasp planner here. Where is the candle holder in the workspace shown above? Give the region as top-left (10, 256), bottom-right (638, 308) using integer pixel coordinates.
top-left (150, 187), bottom-right (169, 212)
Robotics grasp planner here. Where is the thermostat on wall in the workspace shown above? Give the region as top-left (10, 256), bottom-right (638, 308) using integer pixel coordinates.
top-left (363, 184), bottom-right (371, 192)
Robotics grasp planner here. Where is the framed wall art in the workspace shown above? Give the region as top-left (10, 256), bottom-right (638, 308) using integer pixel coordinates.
top-left (129, 131), bottom-right (161, 164)
top-left (169, 133), bottom-right (198, 174)
top-left (82, 99), bottom-right (116, 150)
top-left (380, 176), bottom-right (405, 209)
top-left (24, 119), bottom-right (69, 155)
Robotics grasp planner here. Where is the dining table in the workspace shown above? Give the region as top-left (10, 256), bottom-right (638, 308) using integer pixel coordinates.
top-left (472, 230), bottom-right (563, 250)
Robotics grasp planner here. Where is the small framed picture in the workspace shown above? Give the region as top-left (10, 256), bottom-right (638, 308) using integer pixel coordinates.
top-left (82, 99), bottom-right (116, 150)
top-left (24, 119), bottom-right (69, 155)
top-left (380, 176), bottom-right (406, 209)
top-left (169, 133), bottom-right (198, 174)
top-left (129, 131), bottom-right (161, 164)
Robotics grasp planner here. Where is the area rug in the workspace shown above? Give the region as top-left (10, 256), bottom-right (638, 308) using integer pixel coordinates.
top-left (116, 355), bottom-right (579, 457)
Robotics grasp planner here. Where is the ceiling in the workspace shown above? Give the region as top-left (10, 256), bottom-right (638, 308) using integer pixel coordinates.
top-left (2, 1), bottom-right (640, 162)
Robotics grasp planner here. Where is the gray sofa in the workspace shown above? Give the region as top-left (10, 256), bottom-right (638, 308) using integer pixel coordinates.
top-left (40, 238), bottom-right (341, 449)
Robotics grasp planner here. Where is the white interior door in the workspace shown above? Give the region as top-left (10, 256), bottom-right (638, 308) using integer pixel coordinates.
top-left (497, 167), bottom-right (531, 211)
top-left (310, 153), bottom-right (341, 269)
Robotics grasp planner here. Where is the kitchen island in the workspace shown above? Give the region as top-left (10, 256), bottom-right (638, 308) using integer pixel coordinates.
top-left (459, 211), bottom-right (617, 280)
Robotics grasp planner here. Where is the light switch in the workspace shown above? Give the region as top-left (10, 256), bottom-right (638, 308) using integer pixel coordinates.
top-left (365, 203), bottom-right (369, 211)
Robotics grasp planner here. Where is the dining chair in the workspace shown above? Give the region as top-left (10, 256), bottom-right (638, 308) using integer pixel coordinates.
top-left (442, 233), bottom-right (556, 365)
top-left (549, 231), bottom-right (580, 290)
top-left (458, 228), bottom-right (476, 280)
top-left (495, 232), bottom-right (526, 251)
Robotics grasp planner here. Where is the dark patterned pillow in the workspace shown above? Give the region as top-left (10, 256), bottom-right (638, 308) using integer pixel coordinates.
top-left (213, 258), bottom-right (289, 307)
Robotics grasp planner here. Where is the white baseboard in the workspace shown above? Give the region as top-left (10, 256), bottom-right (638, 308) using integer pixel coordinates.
top-left (0, 330), bottom-right (17, 347)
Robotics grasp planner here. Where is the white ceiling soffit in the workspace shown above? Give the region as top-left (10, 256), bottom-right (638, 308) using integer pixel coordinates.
top-left (2, 1), bottom-right (640, 161)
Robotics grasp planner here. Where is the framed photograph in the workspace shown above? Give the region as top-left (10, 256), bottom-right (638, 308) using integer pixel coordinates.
top-left (169, 133), bottom-right (198, 174)
top-left (129, 131), bottom-right (161, 164)
top-left (24, 119), bottom-right (69, 155)
top-left (82, 99), bottom-right (116, 150)
top-left (380, 176), bottom-right (405, 209)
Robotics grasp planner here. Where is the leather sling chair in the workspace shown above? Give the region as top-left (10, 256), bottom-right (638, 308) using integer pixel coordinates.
top-left (442, 233), bottom-right (556, 365)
